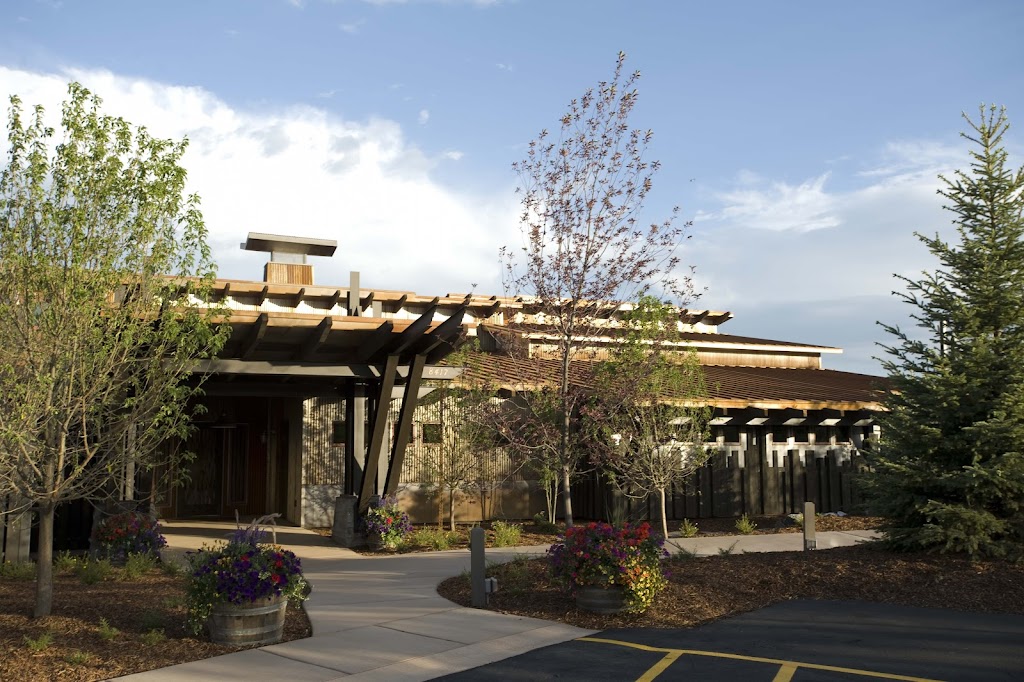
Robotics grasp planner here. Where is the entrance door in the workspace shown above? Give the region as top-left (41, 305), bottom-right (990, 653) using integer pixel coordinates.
top-left (178, 427), bottom-right (224, 517)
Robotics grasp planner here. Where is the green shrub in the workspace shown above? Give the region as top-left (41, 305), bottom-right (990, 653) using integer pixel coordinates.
top-left (121, 552), bottom-right (158, 580)
top-left (140, 629), bottom-right (165, 646)
top-left (532, 512), bottom-right (558, 533)
top-left (679, 519), bottom-right (699, 538)
top-left (410, 527), bottom-right (459, 550)
top-left (139, 610), bottom-right (166, 631)
top-left (717, 541), bottom-right (739, 556)
top-left (64, 650), bottom-right (90, 665)
top-left (494, 556), bottom-right (532, 594)
top-left (24, 632), bottom-right (53, 652)
top-left (97, 617), bottom-right (119, 641)
top-left (491, 521), bottom-right (523, 547)
top-left (77, 558), bottom-right (113, 585)
top-left (735, 514), bottom-right (758, 535)
top-left (0, 561), bottom-right (36, 580)
top-left (54, 551), bottom-right (84, 574)
top-left (159, 558), bottom-right (183, 577)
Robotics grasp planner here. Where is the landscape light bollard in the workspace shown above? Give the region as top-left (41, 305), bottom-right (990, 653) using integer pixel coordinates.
top-left (803, 501), bottom-right (816, 551)
top-left (471, 526), bottom-right (487, 607)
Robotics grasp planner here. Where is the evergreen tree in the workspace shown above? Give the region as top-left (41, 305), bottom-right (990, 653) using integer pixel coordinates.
top-left (872, 105), bottom-right (1024, 559)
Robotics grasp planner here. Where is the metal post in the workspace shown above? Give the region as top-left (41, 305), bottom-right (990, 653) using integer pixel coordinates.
top-left (803, 501), bottom-right (816, 551)
top-left (470, 526), bottom-right (486, 607)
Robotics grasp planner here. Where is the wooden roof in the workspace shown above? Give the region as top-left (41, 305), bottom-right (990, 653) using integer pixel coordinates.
top-left (196, 307), bottom-right (466, 381)
top-left (452, 354), bottom-right (887, 412)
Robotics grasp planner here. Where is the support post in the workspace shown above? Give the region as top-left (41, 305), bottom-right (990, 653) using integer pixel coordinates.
top-left (471, 526), bottom-right (486, 608)
top-left (803, 501), bottom-right (816, 551)
top-left (383, 354), bottom-right (427, 497)
top-left (358, 355), bottom-right (398, 512)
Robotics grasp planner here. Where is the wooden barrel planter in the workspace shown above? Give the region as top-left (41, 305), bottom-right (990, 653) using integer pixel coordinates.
top-left (575, 585), bottom-right (627, 614)
top-left (207, 594), bottom-right (287, 646)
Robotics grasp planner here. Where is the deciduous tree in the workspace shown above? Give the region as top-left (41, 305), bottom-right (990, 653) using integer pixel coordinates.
top-left (501, 52), bottom-right (697, 525)
top-left (0, 83), bottom-right (228, 616)
top-left (593, 296), bottom-right (711, 538)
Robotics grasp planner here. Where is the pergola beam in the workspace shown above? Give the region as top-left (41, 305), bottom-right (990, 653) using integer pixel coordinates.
top-left (240, 312), bottom-right (269, 360)
top-left (295, 316), bottom-right (332, 361)
top-left (353, 321), bottom-right (395, 363)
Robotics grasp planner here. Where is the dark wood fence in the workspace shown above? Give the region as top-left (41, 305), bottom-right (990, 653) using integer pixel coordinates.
top-left (573, 447), bottom-right (869, 522)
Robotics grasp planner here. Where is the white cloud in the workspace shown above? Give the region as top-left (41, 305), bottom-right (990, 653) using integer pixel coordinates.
top-left (443, 150), bottom-right (464, 161)
top-left (684, 139), bottom-right (970, 373)
top-left (495, 63), bottom-right (514, 72)
top-left (339, 21), bottom-right (364, 34)
top-left (417, 108), bottom-right (429, 125)
top-left (710, 172), bottom-right (839, 232)
top-left (0, 66), bottom-right (519, 296)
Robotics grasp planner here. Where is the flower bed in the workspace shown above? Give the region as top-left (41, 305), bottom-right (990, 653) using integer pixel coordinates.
top-left (92, 512), bottom-right (167, 561)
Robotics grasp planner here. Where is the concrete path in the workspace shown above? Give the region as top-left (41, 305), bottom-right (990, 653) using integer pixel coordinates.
top-left (118, 522), bottom-right (877, 681)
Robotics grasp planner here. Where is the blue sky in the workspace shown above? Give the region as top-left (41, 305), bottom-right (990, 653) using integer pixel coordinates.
top-left (2, 0), bottom-right (1022, 374)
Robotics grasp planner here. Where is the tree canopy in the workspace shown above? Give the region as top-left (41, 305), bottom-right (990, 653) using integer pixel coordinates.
top-left (871, 105), bottom-right (1024, 559)
top-left (500, 52), bottom-right (697, 525)
top-left (0, 83), bottom-right (228, 615)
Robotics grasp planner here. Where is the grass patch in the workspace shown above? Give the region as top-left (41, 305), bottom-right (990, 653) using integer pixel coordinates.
top-left (24, 632), bottom-right (53, 652)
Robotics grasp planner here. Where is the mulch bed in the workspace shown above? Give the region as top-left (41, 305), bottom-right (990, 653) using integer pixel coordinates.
top-left (437, 543), bottom-right (1024, 630)
top-left (321, 515), bottom-right (883, 555)
top-left (0, 568), bottom-right (311, 682)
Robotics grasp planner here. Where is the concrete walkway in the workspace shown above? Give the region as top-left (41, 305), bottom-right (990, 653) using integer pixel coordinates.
top-left (118, 522), bottom-right (877, 681)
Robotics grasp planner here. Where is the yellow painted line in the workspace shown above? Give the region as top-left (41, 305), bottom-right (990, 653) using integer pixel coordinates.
top-left (772, 664), bottom-right (798, 682)
top-left (635, 651), bottom-right (682, 682)
top-left (578, 637), bottom-right (946, 682)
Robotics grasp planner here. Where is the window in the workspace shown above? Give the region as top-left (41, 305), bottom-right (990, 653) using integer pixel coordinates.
top-left (331, 420), bottom-right (346, 447)
top-left (771, 426), bottom-right (789, 442)
top-left (422, 423), bottom-right (442, 444)
top-left (793, 426), bottom-right (809, 443)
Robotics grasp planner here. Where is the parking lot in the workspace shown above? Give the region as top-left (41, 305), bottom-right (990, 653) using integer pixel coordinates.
top-left (438, 600), bottom-right (1024, 681)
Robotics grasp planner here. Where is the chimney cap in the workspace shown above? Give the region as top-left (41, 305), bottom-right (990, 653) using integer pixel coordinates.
top-left (243, 232), bottom-right (337, 257)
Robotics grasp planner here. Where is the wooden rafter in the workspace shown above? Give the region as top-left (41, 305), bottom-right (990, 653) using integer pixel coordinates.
top-left (240, 312), bottom-right (269, 360)
top-left (353, 321), bottom-right (395, 363)
top-left (389, 305), bottom-right (438, 357)
top-left (295, 316), bottom-right (332, 361)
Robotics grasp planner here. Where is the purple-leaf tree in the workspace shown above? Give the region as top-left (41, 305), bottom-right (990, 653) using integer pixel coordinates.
top-left (500, 52), bottom-right (698, 526)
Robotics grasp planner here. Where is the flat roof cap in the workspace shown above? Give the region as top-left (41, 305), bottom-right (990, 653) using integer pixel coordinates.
top-left (243, 232), bottom-right (337, 257)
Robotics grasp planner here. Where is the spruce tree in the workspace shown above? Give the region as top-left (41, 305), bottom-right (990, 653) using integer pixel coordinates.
top-left (872, 105), bottom-right (1024, 559)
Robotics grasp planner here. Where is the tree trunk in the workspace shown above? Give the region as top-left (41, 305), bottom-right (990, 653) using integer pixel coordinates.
top-left (560, 342), bottom-right (574, 527)
top-left (34, 500), bottom-right (56, 618)
top-left (448, 489), bottom-right (456, 532)
top-left (658, 487), bottom-right (669, 540)
top-left (562, 465), bottom-right (574, 527)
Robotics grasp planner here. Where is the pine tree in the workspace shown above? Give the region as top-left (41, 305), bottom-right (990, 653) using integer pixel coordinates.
top-left (872, 105), bottom-right (1024, 559)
